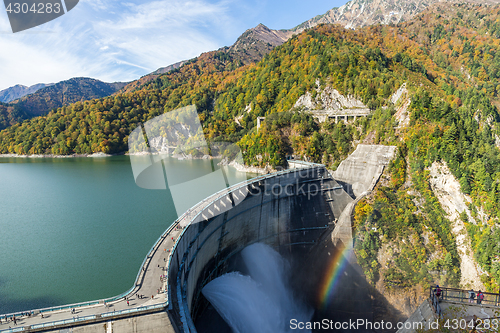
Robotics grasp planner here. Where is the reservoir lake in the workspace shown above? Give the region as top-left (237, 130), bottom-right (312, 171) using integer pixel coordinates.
top-left (0, 156), bottom-right (251, 314)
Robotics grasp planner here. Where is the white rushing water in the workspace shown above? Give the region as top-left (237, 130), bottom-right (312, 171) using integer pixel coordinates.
top-left (202, 243), bottom-right (313, 333)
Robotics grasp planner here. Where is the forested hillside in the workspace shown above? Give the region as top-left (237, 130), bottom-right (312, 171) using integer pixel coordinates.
top-left (0, 102), bottom-right (27, 130)
top-left (0, 78), bottom-right (126, 130)
top-left (1, 2), bottom-right (499, 293)
top-left (11, 77), bottom-right (127, 117)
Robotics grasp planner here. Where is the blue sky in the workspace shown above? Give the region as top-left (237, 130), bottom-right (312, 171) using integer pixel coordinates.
top-left (0, 0), bottom-right (349, 91)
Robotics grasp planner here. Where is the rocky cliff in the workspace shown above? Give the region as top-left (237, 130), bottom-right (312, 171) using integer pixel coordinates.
top-left (291, 0), bottom-right (500, 31)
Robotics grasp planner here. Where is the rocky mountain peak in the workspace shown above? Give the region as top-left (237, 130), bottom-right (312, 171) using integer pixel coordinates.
top-left (291, 0), bottom-right (500, 32)
top-left (230, 23), bottom-right (293, 52)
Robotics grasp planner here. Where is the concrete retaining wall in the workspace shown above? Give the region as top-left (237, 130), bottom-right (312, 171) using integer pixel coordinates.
top-left (37, 312), bottom-right (175, 333)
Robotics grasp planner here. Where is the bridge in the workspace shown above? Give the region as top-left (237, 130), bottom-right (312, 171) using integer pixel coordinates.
top-left (0, 145), bottom-right (397, 333)
top-left (307, 108), bottom-right (372, 123)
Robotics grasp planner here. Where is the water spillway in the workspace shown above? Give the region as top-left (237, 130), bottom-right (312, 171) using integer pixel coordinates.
top-left (166, 164), bottom-right (362, 332)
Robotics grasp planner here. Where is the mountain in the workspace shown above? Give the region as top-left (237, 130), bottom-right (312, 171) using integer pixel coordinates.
top-left (0, 83), bottom-right (53, 103)
top-left (11, 77), bottom-right (127, 117)
top-left (221, 23), bottom-right (294, 64)
top-left (0, 77), bottom-right (127, 130)
top-left (121, 0), bottom-right (500, 98)
top-left (151, 60), bottom-right (189, 75)
top-left (118, 24), bottom-right (294, 95)
top-left (291, 0), bottom-right (500, 31)
top-left (0, 102), bottom-right (25, 130)
top-left (117, 60), bottom-right (189, 95)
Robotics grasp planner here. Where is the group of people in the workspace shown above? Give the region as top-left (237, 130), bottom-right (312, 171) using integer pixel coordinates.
top-left (434, 285), bottom-right (490, 305)
top-left (434, 285), bottom-right (487, 305)
top-left (468, 289), bottom-right (485, 304)
top-left (0, 311), bottom-right (36, 326)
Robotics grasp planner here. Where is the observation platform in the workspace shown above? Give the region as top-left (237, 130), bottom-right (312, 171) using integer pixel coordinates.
top-left (398, 287), bottom-right (500, 333)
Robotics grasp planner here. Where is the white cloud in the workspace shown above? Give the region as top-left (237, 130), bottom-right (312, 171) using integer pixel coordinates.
top-left (0, 0), bottom-right (238, 90)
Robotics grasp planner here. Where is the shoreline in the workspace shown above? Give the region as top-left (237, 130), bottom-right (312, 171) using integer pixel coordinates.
top-left (0, 153), bottom-right (271, 173)
top-left (228, 160), bottom-right (272, 175)
top-left (0, 152), bottom-right (115, 158)
top-left (0, 152), bottom-right (271, 174)
top-left (0, 152), bottom-right (217, 159)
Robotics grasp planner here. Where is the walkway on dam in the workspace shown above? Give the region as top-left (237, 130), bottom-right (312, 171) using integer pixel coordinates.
top-left (0, 221), bottom-right (179, 331)
top-left (0, 179), bottom-right (242, 333)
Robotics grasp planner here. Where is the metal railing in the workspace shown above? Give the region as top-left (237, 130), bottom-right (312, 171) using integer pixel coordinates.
top-left (430, 287), bottom-right (500, 307)
top-left (0, 303), bottom-right (168, 333)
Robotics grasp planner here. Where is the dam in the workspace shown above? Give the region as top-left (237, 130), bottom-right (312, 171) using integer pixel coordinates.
top-left (0, 145), bottom-right (396, 333)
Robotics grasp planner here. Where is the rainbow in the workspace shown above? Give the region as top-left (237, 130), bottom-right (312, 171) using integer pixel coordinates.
top-left (317, 243), bottom-right (350, 310)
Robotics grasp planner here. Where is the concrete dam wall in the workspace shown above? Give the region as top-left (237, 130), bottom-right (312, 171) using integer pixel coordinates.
top-left (167, 164), bottom-right (356, 332)
top-left (167, 145), bottom-right (397, 332)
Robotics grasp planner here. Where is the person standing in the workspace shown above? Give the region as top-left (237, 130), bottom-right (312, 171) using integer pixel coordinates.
top-left (127, 300), bottom-right (130, 306)
top-left (477, 290), bottom-right (484, 305)
top-left (468, 289), bottom-right (476, 303)
top-left (434, 285), bottom-right (442, 300)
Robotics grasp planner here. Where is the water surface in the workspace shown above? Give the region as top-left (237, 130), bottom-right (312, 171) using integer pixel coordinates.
top-left (0, 156), bottom-right (250, 314)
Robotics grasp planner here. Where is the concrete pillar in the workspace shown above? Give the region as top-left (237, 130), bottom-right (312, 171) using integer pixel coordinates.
top-left (257, 117), bottom-right (265, 131)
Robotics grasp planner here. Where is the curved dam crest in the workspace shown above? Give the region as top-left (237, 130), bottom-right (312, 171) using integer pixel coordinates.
top-left (0, 144), bottom-right (396, 333)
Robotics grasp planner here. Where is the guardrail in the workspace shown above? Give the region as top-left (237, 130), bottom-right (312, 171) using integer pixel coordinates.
top-left (430, 286), bottom-right (500, 308)
top-left (0, 303), bottom-right (168, 333)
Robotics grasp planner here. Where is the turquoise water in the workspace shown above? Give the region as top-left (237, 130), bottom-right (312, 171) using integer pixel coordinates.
top-left (0, 156), bottom-right (251, 314)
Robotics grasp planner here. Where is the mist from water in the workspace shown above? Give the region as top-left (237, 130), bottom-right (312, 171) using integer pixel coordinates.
top-left (202, 243), bottom-right (313, 333)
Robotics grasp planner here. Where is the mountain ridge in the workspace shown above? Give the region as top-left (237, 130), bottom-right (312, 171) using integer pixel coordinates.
top-left (0, 78), bottom-right (128, 130)
top-left (0, 83), bottom-right (54, 103)
top-left (290, 0), bottom-right (500, 32)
